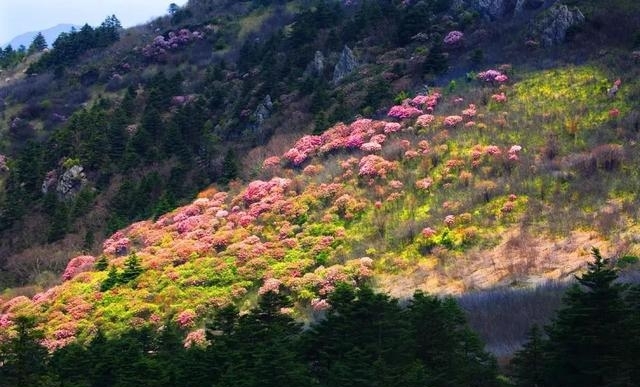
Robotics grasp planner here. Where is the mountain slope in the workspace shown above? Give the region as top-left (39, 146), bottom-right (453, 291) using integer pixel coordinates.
top-left (2, 59), bottom-right (640, 349)
top-left (1, 0), bottom-right (640, 352)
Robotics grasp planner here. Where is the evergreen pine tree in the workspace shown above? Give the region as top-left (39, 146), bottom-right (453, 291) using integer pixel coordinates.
top-left (543, 248), bottom-right (631, 387)
top-left (100, 265), bottom-right (119, 291)
top-left (120, 252), bottom-right (143, 283)
top-left (510, 324), bottom-right (548, 387)
top-left (28, 32), bottom-right (47, 53)
top-left (0, 316), bottom-right (49, 387)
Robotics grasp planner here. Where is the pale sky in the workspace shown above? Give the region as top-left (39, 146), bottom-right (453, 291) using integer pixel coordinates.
top-left (0, 0), bottom-right (188, 45)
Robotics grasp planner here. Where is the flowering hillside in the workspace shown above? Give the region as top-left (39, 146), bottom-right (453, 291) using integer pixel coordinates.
top-left (1, 62), bottom-right (639, 348)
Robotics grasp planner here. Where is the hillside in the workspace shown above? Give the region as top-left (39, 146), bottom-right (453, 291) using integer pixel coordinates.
top-left (1, 0), bottom-right (640, 356)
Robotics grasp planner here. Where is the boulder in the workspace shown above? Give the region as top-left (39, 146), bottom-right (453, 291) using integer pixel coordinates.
top-left (531, 3), bottom-right (585, 47)
top-left (332, 45), bottom-right (358, 84)
top-left (55, 165), bottom-right (88, 200)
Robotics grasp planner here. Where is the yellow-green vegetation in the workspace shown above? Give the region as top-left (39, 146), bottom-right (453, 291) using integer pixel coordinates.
top-left (238, 6), bottom-right (275, 39)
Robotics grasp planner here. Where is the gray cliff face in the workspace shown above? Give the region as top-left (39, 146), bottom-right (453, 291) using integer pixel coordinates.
top-left (471, 0), bottom-right (518, 20)
top-left (41, 165), bottom-right (88, 200)
top-left (532, 4), bottom-right (585, 47)
top-left (253, 94), bottom-right (273, 127)
top-left (470, 0), bottom-right (547, 19)
top-left (332, 45), bottom-right (358, 84)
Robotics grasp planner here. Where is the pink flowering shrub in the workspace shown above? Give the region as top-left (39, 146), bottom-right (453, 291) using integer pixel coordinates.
top-left (491, 92), bottom-right (507, 103)
top-left (258, 278), bottom-right (282, 294)
top-left (262, 156), bottom-right (281, 169)
top-left (345, 134), bottom-right (366, 149)
top-left (311, 298), bottom-right (331, 312)
top-left (383, 122), bottom-right (401, 133)
top-left (404, 150), bottom-right (420, 159)
top-left (103, 231), bottom-right (130, 256)
top-left (422, 227), bottom-right (437, 238)
top-left (184, 328), bottom-right (208, 348)
top-left (508, 145), bottom-right (522, 161)
top-left (142, 29), bottom-right (204, 58)
top-left (0, 313), bottom-right (12, 328)
top-left (477, 69), bottom-right (508, 83)
top-left (62, 255), bottom-right (96, 281)
top-left (242, 178), bottom-right (291, 204)
top-left (416, 114), bottom-right (435, 127)
top-left (462, 104), bottom-right (477, 118)
top-left (415, 177), bottom-right (434, 190)
top-left (176, 310), bottom-right (197, 328)
top-left (388, 105), bottom-right (423, 119)
top-left (444, 215), bottom-right (456, 227)
top-left (360, 142), bottom-right (382, 152)
top-left (358, 155), bottom-right (397, 178)
top-left (443, 30), bottom-right (464, 45)
top-left (485, 145), bottom-right (502, 157)
top-left (443, 115), bottom-right (463, 127)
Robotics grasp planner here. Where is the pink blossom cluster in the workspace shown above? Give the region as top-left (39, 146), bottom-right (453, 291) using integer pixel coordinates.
top-left (258, 277), bottom-right (282, 295)
top-left (62, 255), bottom-right (96, 281)
top-left (443, 115), bottom-right (463, 127)
top-left (142, 29), bottom-right (204, 57)
top-left (360, 142), bottom-right (382, 152)
top-left (0, 313), bottom-right (12, 328)
top-left (262, 156), bottom-right (281, 169)
top-left (184, 328), bottom-right (208, 348)
top-left (443, 30), bottom-right (464, 45)
top-left (462, 104), bottom-right (477, 118)
top-left (415, 177), bottom-right (434, 190)
top-left (358, 155), bottom-right (396, 178)
top-left (444, 215), bottom-right (455, 227)
top-left (421, 227), bottom-right (437, 238)
top-left (388, 104), bottom-right (423, 119)
top-left (383, 122), bottom-right (401, 133)
top-left (477, 69), bottom-right (509, 83)
top-left (103, 231), bottom-right (130, 256)
top-left (491, 92), bottom-right (507, 103)
top-left (389, 180), bottom-right (404, 189)
top-left (508, 145), bottom-right (522, 161)
top-left (242, 178), bottom-right (291, 204)
top-left (318, 266), bottom-right (350, 295)
top-left (284, 135), bottom-right (323, 165)
top-left (410, 92), bottom-right (441, 110)
top-left (176, 310), bottom-right (197, 328)
top-left (416, 114), bottom-right (435, 127)
top-left (485, 145), bottom-right (502, 157)
top-left (311, 298), bottom-right (331, 312)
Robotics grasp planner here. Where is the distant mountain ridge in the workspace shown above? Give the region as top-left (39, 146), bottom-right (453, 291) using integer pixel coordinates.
top-left (4, 23), bottom-right (80, 48)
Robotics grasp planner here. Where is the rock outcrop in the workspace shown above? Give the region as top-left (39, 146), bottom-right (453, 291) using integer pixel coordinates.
top-left (253, 94), bottom-right (273, 127)
top-left (531, 3), bottom-right (585, 47)
top-left (332, 45), bottom-right (358, 84)
top-left (42, 165), bottom-right (88, 200)
top-left (469, 0), bottom-right (518, 20)
top-left (57, 165), bottom-right (88, 199)
top-left (304, 51), bottom-right (325, 78)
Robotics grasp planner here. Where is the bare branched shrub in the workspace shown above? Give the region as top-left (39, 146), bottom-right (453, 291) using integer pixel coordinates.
top-left (458, 281), bottom-right (567, 356)
top-left (591, 143), bottom-right (624, 171)
top-left (565, 152), bottom-right (596, 176)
